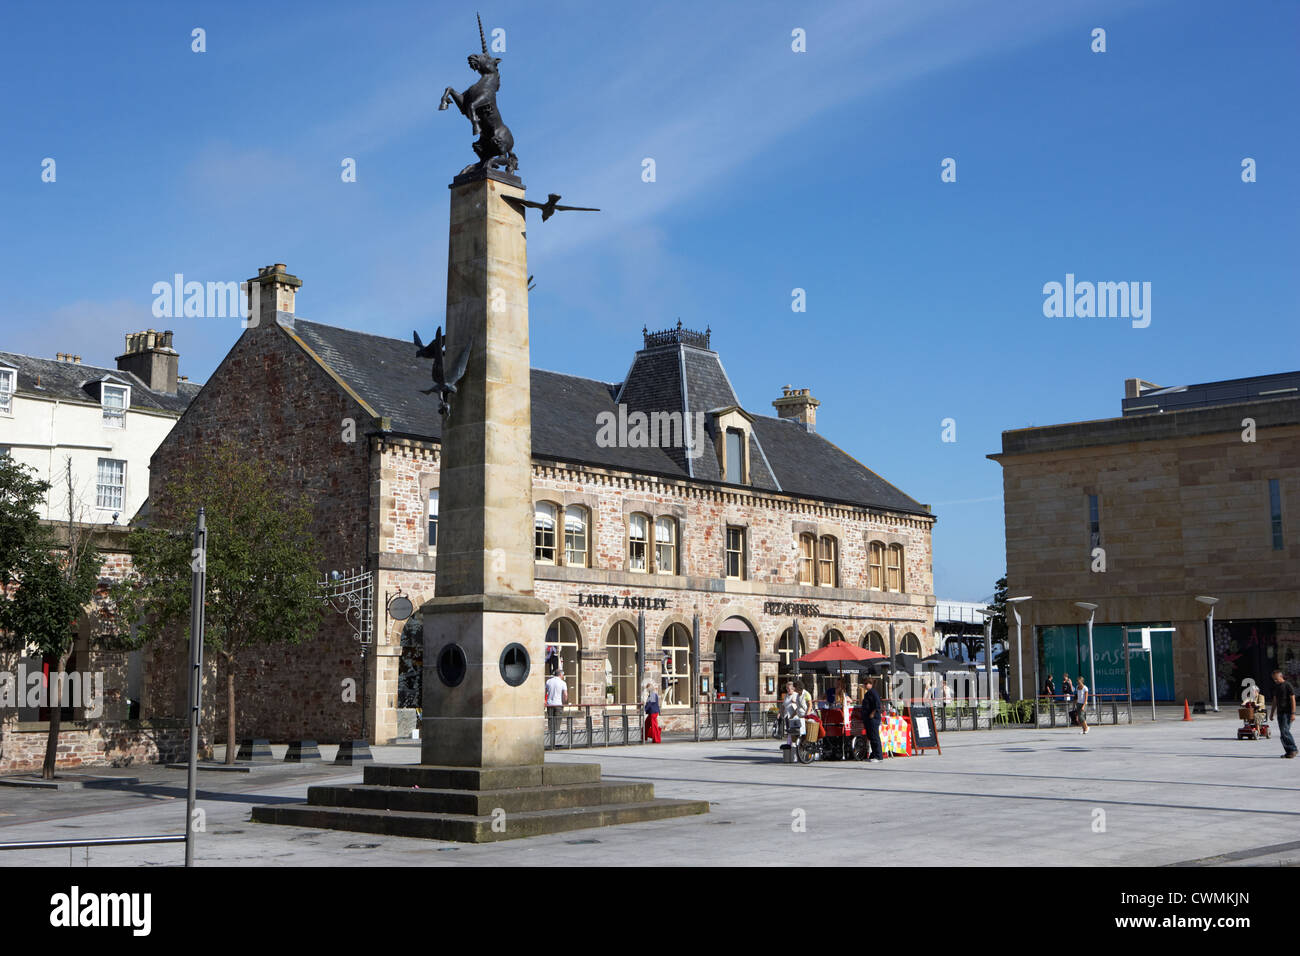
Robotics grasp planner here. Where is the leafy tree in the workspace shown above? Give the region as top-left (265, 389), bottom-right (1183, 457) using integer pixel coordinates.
top-left (113, 445), bottom-right (323, 764)
top-left (0, 457), bottom-right (105, 779)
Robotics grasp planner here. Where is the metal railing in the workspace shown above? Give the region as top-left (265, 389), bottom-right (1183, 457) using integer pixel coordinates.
top-left (0, 834), bottom-right (185, 851)
top-left (543, 705), bottom-right (647, 749)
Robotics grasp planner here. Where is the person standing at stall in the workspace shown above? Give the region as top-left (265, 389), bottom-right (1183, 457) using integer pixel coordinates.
top-left (860, 677), bottom-right (884, 763)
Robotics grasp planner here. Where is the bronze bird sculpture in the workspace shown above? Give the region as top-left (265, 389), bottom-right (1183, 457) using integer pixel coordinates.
top-left (414, 326), bottom-right (474, 416)
top-left (504, 193), bottom-right (600, 222)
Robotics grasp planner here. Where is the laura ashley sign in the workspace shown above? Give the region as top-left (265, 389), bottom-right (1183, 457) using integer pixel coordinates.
top-left (578, 593), bottom-right (670, 611)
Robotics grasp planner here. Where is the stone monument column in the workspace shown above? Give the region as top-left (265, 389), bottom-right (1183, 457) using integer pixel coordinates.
top-left (420, 170), bottom-right (548, 768)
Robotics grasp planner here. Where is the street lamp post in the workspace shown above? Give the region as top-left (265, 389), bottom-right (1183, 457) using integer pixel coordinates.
top-left (1008, 596), bottom-right (1032, 702)
top-left (1195, 596), bottom-right (1219, 712)
top-left (1075, 602), bottom-right (1099, 719)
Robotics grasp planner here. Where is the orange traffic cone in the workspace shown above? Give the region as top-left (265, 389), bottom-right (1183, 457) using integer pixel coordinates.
top-left (1183, 699), bottom-right (1192, 721)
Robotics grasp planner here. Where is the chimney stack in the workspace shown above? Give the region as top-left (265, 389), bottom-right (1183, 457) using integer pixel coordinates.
top-left (246, 263), bottom-right (302, 329)
top-left (772, 385), bottom-right (820, 432)
top-left (54, 353), bottom-right (82, 364)
top-left (116, 329), bottom-right (179, 394)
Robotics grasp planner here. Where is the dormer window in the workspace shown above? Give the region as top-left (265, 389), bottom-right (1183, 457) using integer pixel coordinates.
top-left (0, 368), bottom-right (14, 415)
top-left (725, 429), bottom-right (744, 483)
top-left (102, 384), bottom-right (129, 427)
top-left (710, 406), bottom-right (754, 485)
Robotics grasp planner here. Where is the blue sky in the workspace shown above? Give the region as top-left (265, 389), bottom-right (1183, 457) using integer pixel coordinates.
top-left (3, 0), bottom-right (1296, 600)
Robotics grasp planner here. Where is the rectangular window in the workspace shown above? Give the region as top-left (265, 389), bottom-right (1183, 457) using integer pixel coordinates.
top-left (1270, 479), bottom-right (1284, 551)
top-left (102, 384), bottom-right (128, 427)
top-left (427, 489), bottom-right (439, 547)
top-left (534, 503), bottom-right (556, 563)
top-left (886, 545), bottom-right (901, 592)
top-left (628, 514), bottom-right (648, 572)
top-left (1088, 494), bottom-right (1101, 551)
top-left (725, 526), bottom-right (745, 579)
top-left (654, 516), bottom-right (676, 574)
top-left (565, 506), bottom-right (588, 567)
top-left (868, 544), bottom-right (882, 589)
top-left (96, 458), bottom-right (126, 511)
top-left (0, 369), bottom-right (13, 415)
top-left (798, 534), bottom-right (814, 585)
top-left (818, 536), bottom-right (835, 588)
top-left (725, 429), bottom-right (744, 484)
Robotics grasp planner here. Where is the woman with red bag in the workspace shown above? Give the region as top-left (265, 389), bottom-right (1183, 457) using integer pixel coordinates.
top-left (644, 681), bottom-right (662, 743)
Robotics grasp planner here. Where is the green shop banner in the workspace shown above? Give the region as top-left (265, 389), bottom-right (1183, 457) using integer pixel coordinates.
top-left (1039, 625), bottom-right (1175, 701)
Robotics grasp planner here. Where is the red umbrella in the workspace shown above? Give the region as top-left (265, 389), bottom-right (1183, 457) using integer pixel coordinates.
top-left (798, 640), bottom-right (885, 664)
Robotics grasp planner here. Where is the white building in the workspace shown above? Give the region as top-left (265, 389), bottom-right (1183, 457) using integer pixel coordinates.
top-left (0, 330), bottom-right (200, 522)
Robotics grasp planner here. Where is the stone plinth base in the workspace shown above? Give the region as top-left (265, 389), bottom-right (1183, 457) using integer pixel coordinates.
top-left (420, 600), bottom-right (548, 768)
top-left (251, 761), bottom-right (708, 843)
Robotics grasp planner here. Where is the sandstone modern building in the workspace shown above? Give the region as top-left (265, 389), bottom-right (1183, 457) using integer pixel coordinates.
top-left (991, 372), bottom-right (1300, 707)
top-left (143, 265), bottom-right (937, 743)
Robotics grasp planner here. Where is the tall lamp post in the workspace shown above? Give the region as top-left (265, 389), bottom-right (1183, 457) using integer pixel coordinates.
top-left (1007, 596), bottom-right (1032, 702)
top-left (1075, 602), bottom-right (1099, 719)
top-left (1195, 596), bottom-right (1219, 712)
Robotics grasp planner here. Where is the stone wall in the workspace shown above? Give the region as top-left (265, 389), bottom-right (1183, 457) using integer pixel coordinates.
top-left (141, 314), bottom-right (375, 743)
top-left (0, 721), bottom-right (188, 773)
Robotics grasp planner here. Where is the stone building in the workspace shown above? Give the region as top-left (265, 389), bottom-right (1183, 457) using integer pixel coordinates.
top-left (990, 372), bottom-right (1300, 706)
top-left (143, 265), bottom-right (937, 743)
top-left (0, 331), bottom-right (200, 770)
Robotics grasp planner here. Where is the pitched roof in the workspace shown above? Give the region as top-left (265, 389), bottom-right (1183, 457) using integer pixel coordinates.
top-left (0, 351), bottom-right (201, 415)
top-left (287, 318), bottom-right (930, 516)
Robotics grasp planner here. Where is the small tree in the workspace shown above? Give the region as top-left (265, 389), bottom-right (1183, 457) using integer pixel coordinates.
top-left (113, 445), bottom-right (323, 763)
top-left (0, 458), bottom-right (104, 779)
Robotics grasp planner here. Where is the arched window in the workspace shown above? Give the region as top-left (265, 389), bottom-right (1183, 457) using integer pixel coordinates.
top-left (863, 631), bottom-right (885, 654)
top-left (868, 542), bottom-right (883, 589)
top-left (606, 621), bottom-right (638, 704)
top-left (661, 623), bottom-right (691, 706)
top-left (824, 628), bottom-right (844, 645)
top-left (534, 503), bottom-right (557, 564)
top-left (817, 535), bottom-right (837, 588)
top-left (564, 505), bottom-right (589, 567)
top-left (886, 544), bottom-right (904, 592)
top-left (777, 628), bottom-right (804, 692)
top-left (901, 632), bottom-right (921, 656)
top-left (798, 533), bottom-right (815, 585)
top-left (654, 516), bottom-right (677, 574)
top-left (545, 617), bottom-right (581, 705)
top-left (628, 513), bottom-right (649, 572)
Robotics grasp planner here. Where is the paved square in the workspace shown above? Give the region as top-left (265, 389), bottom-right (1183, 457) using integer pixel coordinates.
top-left (0, 711), bottom-right (1294, 866)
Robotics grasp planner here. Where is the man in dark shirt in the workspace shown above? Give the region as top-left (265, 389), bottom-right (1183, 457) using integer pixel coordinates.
top-left (860, 677), bottom-right (884, 763)
top-left (1269, 670), bottom-right (1297, 758)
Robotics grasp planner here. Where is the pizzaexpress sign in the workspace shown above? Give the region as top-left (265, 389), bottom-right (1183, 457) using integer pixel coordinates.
top-left (763, 601), bottom-right (821, 617)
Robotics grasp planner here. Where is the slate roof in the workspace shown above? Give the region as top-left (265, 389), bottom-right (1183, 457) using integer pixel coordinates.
top-left (0, 351), bottom-right (201, 415)
top-left (287, 318), bottom-right (929, 517)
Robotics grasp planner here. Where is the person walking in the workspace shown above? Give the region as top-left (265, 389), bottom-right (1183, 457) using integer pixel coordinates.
top-left (643, 681), bottom-right (662, 743)
top-left (1043, 675), bottom-right (1055, 698)
top-left (1269, 669), bottom-right (1296, 758)
top-left (1061, 674), bottom-right (1075, 725)
top-left (860, 677), bottom-right (884, 763)
top-left (1077, 676), bottom-right (1090, 735)
top-left (544, 669), bottom-right (568, 737)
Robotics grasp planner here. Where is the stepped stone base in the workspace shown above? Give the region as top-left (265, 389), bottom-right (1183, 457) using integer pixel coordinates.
top-left (251, 761), bottom-right (708, 843)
